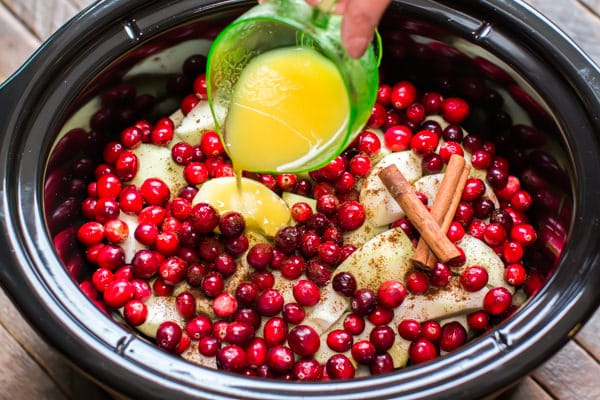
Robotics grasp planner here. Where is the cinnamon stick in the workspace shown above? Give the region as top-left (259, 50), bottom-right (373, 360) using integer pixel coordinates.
top-left (378, 164), bottom-right (461, 264)
top-left (411, 155), bottom-right (471, 269)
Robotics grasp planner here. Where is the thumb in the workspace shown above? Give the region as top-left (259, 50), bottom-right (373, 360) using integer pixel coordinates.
top-left (340, 0), bottom-right (390, 58)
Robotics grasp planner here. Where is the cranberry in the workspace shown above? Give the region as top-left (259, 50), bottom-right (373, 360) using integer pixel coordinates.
top-left (384, 125), bottom-right (412, 151)
top-left (377, 280), bottom-right (406, 309)
top-left (343, 313), bottom-right (366, 335)
top-left (483, 223), bottom-right (508, 247)
top-left (267, 345), bottom-right (295, 374)
top-left (95, 198), bottom-right (120, 223)
top-left (447, 221), bottom-right (465, 242)
top-left (316, 194), bottom-right (339, 216)
top-left (367, 103), bottom-right (387, 128)
top-left (291, 202), bottom-right (313, 223)
top-left (410, 129), bottom-right (439, 156)
top-left (409, 338), bottom-right (438, 364)
top-left (369, 325), bottom-right (395, 352)
top-left (350, 288), bottom-right (376, 317)
top-left (256, 289), bottom-right (284, 316)
top-left (467, 311), bottom-right (489, 330)
top-left (293, 279), bottom-right (320, 307)
top-left (246, 337), bottom-right (268, 368)
top-left (503, 241), bottom-right (524, 264)
top-left (92, 268), bottom-right (114, 292)
top-left (370, 352), bottom-right (395, 375)
top-left (406, 271), bottom-right (429, 294)
top-left (510, 223), bottom-right (538, 247)
top-left (431, 262), bottom-right (452, 287)
top-left (325, 354), bottom-right (355, 380)
top-left (462, 178), bottom-right (486, 201)
top-left (282, 302), bottom-right (306, 324)
top-left (454, 201), bottom-right (475, 227)
top-left (212, 292), bottom-right (238, 318)
top-left (350, 340), bottom-right (376, 365)
top-left (77, 222), bottom-right (104, 246)
top-left (140, 178), bottom-right (170, 206)
top-left (490, 209), bottom-right (514, 233)
top-left (319, 156), bottom-right (347, 181)
top-left (293, 358), bottom-right (323, 381)
top-left (305, 259), bottom-right (332, 287)
top-left (186, 315), bottom-right (212, 340)
top-left (347, 154), bottom-right (371, 178)
top-left (274, 226), bottom-right (301, 254)
top-left (439, 141), bottom-right (464, 164)
top-left (367, 305), bottom-right (394, 325)
top-left (391, 81), bottom-right (417, 110)
top-left (156, 321), bottom-right (183, 353)
top-left (217, 345), bottom-right (248, 372)
top-left (422, 153), bottom-right (444, 174)
top-left (198, 335), bottom-right (220, 357)
top-left (159, 256), bottom-right (187, 285)
top-left (421, 320), bottom-right (442, 343)
top-left (201, 271), bottom-right (225, 297)
top-left (439, 321), bottom-right (467, 352)
top-left (199, 131), bottom-right (224, 157)
top-left (175, 291), bottom-right (196, 319)
top-left (398, 319), bottom-right (422, 341)
top-left (337, 201), bottom-right (366, 231)
top-left (153, 278), bottom-right (174, 296)
top-left (486, 167), bottom-right (509, 190)
top-left (471, 149), bottom-right (493, 170)
top-left (189, 203), bottom-right (220, 234)
top-left (332, 272), bottom-right (357, 297)
top-left (225, 321), bottom-right (255, 347)
top-left (377, 83), bottom-right (392, 105)
top-left (288, 325), bottom-right (320, 357)
top-left (483, 287), bottom-right (513, 315)
top-left (441, 97), bottom-right (470, 124)
top-left (251, 271), bottom-right (275, 291)
top-left (505, 263), bottom-right (527, 286)
top-left (326, 329), bottom-right (353, 352)
top-left (473, 198), bottom-right (495, 220)
top-left (123, 299), bottom-right (148, 326)
top-left (460, 266), bottom-right (489, 292)
top-left (96, 244), bottom-right (125, 271)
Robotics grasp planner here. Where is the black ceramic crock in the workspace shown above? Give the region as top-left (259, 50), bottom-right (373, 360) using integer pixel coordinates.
top-left (0, 0), bottom-right (599, 399)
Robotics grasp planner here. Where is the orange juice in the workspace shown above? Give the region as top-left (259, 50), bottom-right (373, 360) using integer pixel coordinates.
top-left (224, 46), bottom-right (350, 173)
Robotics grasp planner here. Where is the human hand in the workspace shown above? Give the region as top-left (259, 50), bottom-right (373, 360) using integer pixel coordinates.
top-left (258, 0), bottom-right (391, 58)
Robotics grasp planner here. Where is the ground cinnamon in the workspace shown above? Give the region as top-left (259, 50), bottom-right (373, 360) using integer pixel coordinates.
top-left (378, 163), bottom-right (461, 264)
top-left (411, 155), bottom-right (471, 269)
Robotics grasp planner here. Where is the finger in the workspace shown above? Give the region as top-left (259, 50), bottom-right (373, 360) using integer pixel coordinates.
top-left (341, 0), bottom-right (390, 58)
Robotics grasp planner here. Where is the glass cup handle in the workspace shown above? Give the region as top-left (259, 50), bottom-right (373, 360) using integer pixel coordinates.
top-left (311, 0), bottom-right (339, 28)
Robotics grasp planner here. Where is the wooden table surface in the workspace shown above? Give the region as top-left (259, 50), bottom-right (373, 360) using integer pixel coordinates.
top-left (0, 1), bottom-right (598, 399)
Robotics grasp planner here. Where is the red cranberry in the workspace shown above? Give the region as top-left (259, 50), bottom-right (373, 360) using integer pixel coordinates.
top-left (325, 354), bottom-right (355, 380)
top-left (256, 289), bottom-right (284, 316)
top-left (251, 271), bottom-right (275, 291)
top-left (351, 340), bottom-right (376, 365)
top-left (367, 305), bottom-right (394, 325)
top-left (486, 167), bottom-right (509, 190)
top-left (406, 271), bottom-right (429, 294)
top-left (198, 335), bottom-right (220, 357)
top-left (369, 325), bottom-right (395, 352)
top-left (483, 287), bottom-right (513, 315)
top-left (440, 321), bottom-right (467, 352)
top-left (391, 81), bottom-right (417, 110)
top-left (422, 153), bottom-right (444, 174)
top-left (140, 178), bottom-right (171, 206)
top-left (409, 338), bottom-right (438, 364)
top-left (441, 97), bottom-right (470, 124)
top-left (343, 313), bottom-right (366, 335)
top-left (454, 201), bottom-right (475, 227)
top-left (246, 337), bottom-right (268, 368)
top-left (217, 345), bottom-right (248, 372)
top-left (159, 256), bottom-right (187, 285)
top-left (263, 317), bottom-right (288, 347)
top-left (267, 345), bottom-right (295, 374)
top-left (201, 271), bottom-right (225, 297)
top-left (305, 259), bottom-right (332, 287)
top-left (384, 125), bottom-right (412, 152)
top-left (288, 325), bottom-right (320, 357)
top-left (431, 262), bottom-right (452, 287)
top-left (189, 203), bottom-right (220, 234)
top-left (447, 221), bottom-right (465, 242)
top-left (370, 352), bottom-right (394, 375)
top-left (293, 358), bottom-right (323, 381)
top-left (274, 226), bottom-right (301, 254)
top-left (156, 321), bottom-right (182, 352)
top-left (411, 129), bottom-right (439, 156)
top-left (212, 292), bottom-right (238, 318)
top-left (199, 131), bottom-right (224, 157)
top-left (510, 223), bottom-right (538, 247)
top-left (175, 291), bottom-right (196, 319)
top-left (471, 149), bottom-right (493, 170)
top-left (348, 154), bottom-right (372, 178)
top-left (293, 280), bottom-right (320, 307)
top-left (467, 311), bottom-right (489, 330)
top-left (503, 241), bottom-right (524, 264)
top-left (326, 329), bottom-right (353, 352)
top-left (123, 299), bottom-right (148, 326)
top-left (460, 266), bottom-right (489, 292)
top-left (421, 320), bottom-right (441, 342)
top-left (367, 103), bottom-right (387, 128)
top-left (282, 302), bottom-right (306, 325)
top-left (377, 280), bottom-right (406, 309)
top-left (398, 319), bottom-right (422, 341)
top-left (225, 321), bottom-right (255, 347)
top-left (337, 201), bottom-right (366, 231)
top-left (96, 244), bottom-right (125, 271)
top-left (186, 315), bottom-right (212, 340)
top-left (462, 178), bottom-right (486, 201)
top-left (505, 263), bottom-right (527, 286)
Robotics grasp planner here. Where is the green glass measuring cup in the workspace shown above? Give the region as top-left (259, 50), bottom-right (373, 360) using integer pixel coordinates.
top-left (206, 0), bottom-right (381, 174)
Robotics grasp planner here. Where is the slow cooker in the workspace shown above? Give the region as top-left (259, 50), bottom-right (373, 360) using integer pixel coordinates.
top-left (0, 0), bottom-right (598, 399)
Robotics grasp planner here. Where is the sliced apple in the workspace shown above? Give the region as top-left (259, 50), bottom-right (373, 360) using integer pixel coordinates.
top-left (359, 151), bottom-right (423, 227)
top-left (174, 100), bottom-right (222, 146)
top-left (131, 143), bottom-right (187, 196)
top-left (192, 177), bottom-right (291, 237)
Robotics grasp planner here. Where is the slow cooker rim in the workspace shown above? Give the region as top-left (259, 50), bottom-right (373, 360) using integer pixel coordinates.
top-left (0, 0), bottom-right (599, 399)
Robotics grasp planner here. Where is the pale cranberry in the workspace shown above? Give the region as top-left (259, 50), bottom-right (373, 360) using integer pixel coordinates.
top-left (213, 292), bottom-right (238, 318)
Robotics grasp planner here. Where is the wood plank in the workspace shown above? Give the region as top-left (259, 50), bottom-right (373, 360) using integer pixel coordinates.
top-left (579, 0), bottom-right (600, 14)
top-left (532, 340), bottom-right (600, 400)
top-left (497, 377), bottom-right (553, 400)
top-left (2, 0), bottom-right (78, 40)
top-left (0, 288), bottom-right (110, 400)
top-left (0, 2), bottom-right (39, 82)
top-left (575, 308), bottom-right (600, 361)
top-left (0, 315), bottom-right (67, 400)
